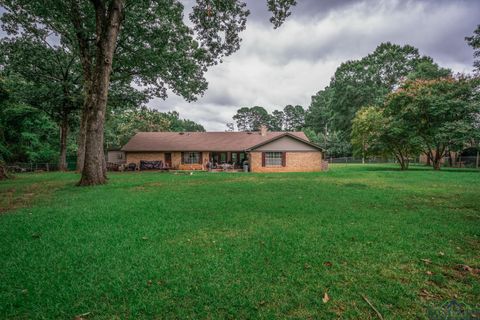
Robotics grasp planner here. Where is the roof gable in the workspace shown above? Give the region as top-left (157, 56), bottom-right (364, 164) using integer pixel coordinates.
top-left (247, 133), bottom-right (323, 151)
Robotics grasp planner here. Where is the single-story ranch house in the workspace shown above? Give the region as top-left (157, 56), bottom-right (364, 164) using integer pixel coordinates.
top-left (121, 126), bottom-right (324, 172)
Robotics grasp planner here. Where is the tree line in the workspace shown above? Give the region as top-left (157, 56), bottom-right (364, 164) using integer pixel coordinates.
top-left (230, 33), bottom-right (480, 169)
top-left (229, 104), bottom-right (305, 132)
top-left (0, 75), bottom-right (205, 167)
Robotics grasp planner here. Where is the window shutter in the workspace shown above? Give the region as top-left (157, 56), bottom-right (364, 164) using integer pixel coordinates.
top-left (261, 152), bottom-right (266, 167)
top-left (199, 152), bottom-right (203, 164)
top-left (181, 152), bottom-right (184, 164)
top-left (282, 152), bottom-right (286, 167)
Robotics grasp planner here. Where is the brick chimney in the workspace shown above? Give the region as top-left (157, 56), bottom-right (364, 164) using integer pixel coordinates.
top-left (260, 125), bottom-right (268, 136)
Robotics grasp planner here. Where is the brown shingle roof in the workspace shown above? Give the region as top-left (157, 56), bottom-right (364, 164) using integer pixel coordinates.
top-left (121, 131), bottom-right (311, 152)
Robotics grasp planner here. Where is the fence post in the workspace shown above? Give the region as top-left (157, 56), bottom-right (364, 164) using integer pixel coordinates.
top-left (46, 163), bottom-right (49, 172)
top-left (476, 149), bottom-right (479, 169)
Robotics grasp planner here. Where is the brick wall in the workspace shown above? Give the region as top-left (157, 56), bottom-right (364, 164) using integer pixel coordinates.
top-left (250, 151), bottom-right (322, 172)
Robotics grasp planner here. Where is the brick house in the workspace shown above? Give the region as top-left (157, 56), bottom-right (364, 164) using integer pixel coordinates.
top-left (121, 126), bottom-right (324, 172)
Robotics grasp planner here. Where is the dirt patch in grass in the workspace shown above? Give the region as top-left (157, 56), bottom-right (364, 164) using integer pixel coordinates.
top-left (0, 180), bottom-right (66, 213)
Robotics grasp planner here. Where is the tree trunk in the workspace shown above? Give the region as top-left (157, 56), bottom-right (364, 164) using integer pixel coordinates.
top-left (78, 0), bottom-right (124, 186)
top-left (394, 153), bottom-right (407, 170)
top-left (0, 161), bottom-right (8, 180)
top-left (432, 149), bottom-right (441, 170)
top-left (76, 104), bottom-right (88, 173)
top-left (78, 95), bottom-right (107, 185)
top-left (58, 116), bottom-right (69, 171)
top-left (476, 148), bottom-right (479, 169)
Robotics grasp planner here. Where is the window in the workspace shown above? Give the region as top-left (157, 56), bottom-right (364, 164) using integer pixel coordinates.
top-left (265, 152), bottom-right (283, 166)
top-left (182, 152), bottom-right (201, 164)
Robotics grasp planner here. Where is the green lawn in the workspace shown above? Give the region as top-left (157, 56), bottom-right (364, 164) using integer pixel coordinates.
top-left (0, 165), bottom-right (479, 319)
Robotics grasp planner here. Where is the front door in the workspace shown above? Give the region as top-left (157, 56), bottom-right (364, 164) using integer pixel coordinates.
top-left (165, 153), bottom-right (172, 168)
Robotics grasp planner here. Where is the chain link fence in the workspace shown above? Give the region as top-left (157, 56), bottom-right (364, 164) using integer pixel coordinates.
top-left (327, 156), bottom-right (479, 169)
top-left (6, 162), bottom-right (77, 173)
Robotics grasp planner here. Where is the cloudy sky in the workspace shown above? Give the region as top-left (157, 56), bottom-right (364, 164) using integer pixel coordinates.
top-left (152, 0), bottom-right (479, 130)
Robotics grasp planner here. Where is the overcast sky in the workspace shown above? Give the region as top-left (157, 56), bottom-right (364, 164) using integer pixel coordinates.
top-left (152, 0), bottom-right (479, 131)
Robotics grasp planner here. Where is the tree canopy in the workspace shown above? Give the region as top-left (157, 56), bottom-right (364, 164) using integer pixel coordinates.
top-left (231, 105), bottom-right (306, 132)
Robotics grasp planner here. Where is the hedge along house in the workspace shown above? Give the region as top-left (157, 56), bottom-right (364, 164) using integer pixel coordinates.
top-left (121, 126), bottom-right (324, 172)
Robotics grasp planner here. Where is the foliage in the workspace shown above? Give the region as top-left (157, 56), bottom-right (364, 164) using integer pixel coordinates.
top-left (309, 130), bottom-right (352, 158)
top-left (386, 76), bottom-right (479, 170)
top-left (267, 0), bottom-right (297, 28)
top-left (306, 43), bottom-right (453, 158)
top-left (283, 104), bottom-right (305, 131)
top-left (0, 35), bottom-right (83, 169)
top-left (232, 105), bottom-right (306, 131)
top-left (466, 24), bottom-right (480, 73)
top-left (305, 87), bottom-right (333, 135)
top-left (105, 107), bottom-right (205, 149)
top-left (328, 43), bottom-right (429, 135)
top-left (232, 106), bottom-right (271, 131)
top-left (0, 76), bottom-right (60, 163)
top-left (1, 166), bottom-right (479, 318)
top-left (350, 106), bottom-right (384, 162)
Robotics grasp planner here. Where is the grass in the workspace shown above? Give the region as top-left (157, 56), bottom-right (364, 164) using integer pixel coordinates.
top-left (0, 165), bottom-right (479, 319)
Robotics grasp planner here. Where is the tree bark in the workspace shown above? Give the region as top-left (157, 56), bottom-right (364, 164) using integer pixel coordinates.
top-left (476, 147), bottom-right (479, 169)
top-left (76, 97), bottom-right (88, 173)
top-left (58, 115), bottom-right (69, 171)
top-left (432, 149), bottom-right (442, 170)
top-left (78, 0), bottom-right (124, 186)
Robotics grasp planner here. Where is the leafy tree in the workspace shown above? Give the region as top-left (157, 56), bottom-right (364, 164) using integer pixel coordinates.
top-left (0, 76), bottom-right (59, 163)
top-left (306, 87), bottom-right (333, 135)
top-left (0, 0), bottom-right (296, 185)
top-left (386, 77), bottom-right (479, 170)
top-left (309, 130), bottom-right (351, 158)
top-left (407, 60), bottom-right (451, 80)
top-left (225, 123), bottom-right (235, 132)
top-left (306, 43), bottom-right (452, 158)
top-left (269, 110), bottom-right (284, 131)
top-left (232, 107), bottom-right (252, 131)
top-left (104, 107), bottom-right (205, 149)
top-left (329, 43), bottom-right (429, 135)
top-left (283, 104), bottom-right (305, 131)
top-left (0, 37), bottom-right (82, 170)
top-left (232, 104), bottom-right (306, 132)
top-left (466, 24), bottom-right (480, 73)
top-left (233, 106), bottom-right (271, 131)
top-left (350, 106), bottom-right (384, 164)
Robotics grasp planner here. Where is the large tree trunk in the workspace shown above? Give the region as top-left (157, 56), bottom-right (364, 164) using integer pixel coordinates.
top-left (58, 115), bottom-right (69, 171)
top-left (78, 0), bottom-right (124, 186)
